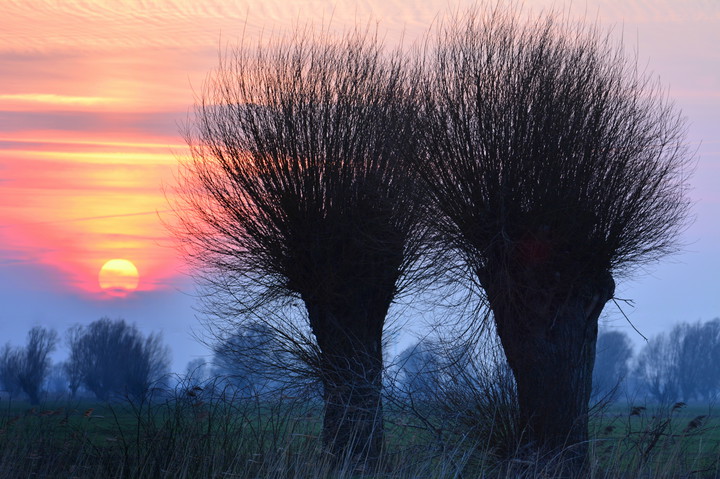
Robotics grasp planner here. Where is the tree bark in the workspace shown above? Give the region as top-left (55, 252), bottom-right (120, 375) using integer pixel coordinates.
top-left (306, 301), bottom-right (387, 467)
top-left (489, 272), bottom-right (615, 468)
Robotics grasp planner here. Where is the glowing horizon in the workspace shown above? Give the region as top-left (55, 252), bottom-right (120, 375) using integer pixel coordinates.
top-left (0, 0), bottom-right (717, 308)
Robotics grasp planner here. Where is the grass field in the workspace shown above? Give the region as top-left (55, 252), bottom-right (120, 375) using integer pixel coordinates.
top-left (588, 403), bottom-right (720, 477)
top-left (0, 390), bottom-right (719, 478)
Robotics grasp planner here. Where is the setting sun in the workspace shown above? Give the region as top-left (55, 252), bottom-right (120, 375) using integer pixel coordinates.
top-left (99, 259), bottom-right (140, 294)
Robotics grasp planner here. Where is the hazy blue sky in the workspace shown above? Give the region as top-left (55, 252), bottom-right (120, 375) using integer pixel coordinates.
top-left (0, 0), bottom-right (718, 372)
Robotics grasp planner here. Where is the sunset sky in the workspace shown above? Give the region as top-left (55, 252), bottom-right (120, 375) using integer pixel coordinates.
top-left (0, 0), bottom-right (718, 372)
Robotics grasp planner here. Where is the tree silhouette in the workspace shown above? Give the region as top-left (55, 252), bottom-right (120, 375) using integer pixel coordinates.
top-left (212, 322), bottom-right (289, 396)
top-left (0, 327), bottom-right (57, 404)
top-left (635, 320), bottom-right (720, 402)
top-left (634, 330), bottom-right (680, 403)
top-left (63, 324), bottom-right (83, 398)
top-left (17, 326), bottom-right (58, 404)
top-left (592, 330), bottom-right (633, 401)
top-left (67, 318), bottom-right (170, 401)
top-left (0, 344), bottom-right (23, 398)
top-left (395, 340), bottom-right (441, 401)
top-left (415, 7), bottom-right (691, 462)
top-left (173, 28), bottom-right (428, 463)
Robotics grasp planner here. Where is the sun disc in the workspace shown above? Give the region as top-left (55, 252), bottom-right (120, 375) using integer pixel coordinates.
top-left (99, 259), bottom-right (139, 293)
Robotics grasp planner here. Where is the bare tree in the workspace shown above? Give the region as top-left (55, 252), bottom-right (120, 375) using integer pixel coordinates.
top-left (172, 27), bottom-right (428, 463)
top-left (17, 326), bottom-right (58, 404)
top-left (184, 358), bottom-right (209, 386)
top-left (691, 319), bottom-right (720, 401)
top-left (0, 344), bottom-right (22, 398)
top-left (592, 330), bottom-right (633, 401)
top-left (635, 320), bottom-right (720, 403)
top-left (63, 324), bottom-right (83, 398)
top-left (394, 340), bottom-right (442, 401)
top-left (634, 331), bottom-right (680, 403)
top-left (212, 321), bottom-right (293, 397)
top-left (44, 363), bottom-right (69, 398)
top-left (414, 6), bottom-right (691, 460)
top-left (67, 318), bottom-right (170, 401)
top-left (670, 322), bottom-right (701, 402)
top-left (0, 327), bottom-right (58, 404)
top-left (125, 331), bottom-right (171, 400)
top-left (672, 319), bottom-right (720, 402)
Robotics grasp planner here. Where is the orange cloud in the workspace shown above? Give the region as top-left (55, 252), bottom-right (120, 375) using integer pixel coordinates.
top-left (0, 0), bottom-right (716, 301)
top-left (0, 134), bottom-right (187, 297)
top-left (0, 93), bottom-right (120, 107)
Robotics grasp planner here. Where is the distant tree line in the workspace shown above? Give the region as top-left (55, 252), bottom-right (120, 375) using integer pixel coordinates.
top-left (0, 317), bottom-right (170, 403)
top-left (5, 316), bottom-right (716, 408)
top-left (634, 319), bottom-right (720, 403)
top-left (392, 319), bottom-right (720, 406)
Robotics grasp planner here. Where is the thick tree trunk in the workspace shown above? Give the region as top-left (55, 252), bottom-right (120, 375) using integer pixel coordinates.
top-left (321, 346), bottom-right (384, 464)
top-left (306, 301), bottom-right (386, 467)
top-left (489, 272), bottom-right (615, 468)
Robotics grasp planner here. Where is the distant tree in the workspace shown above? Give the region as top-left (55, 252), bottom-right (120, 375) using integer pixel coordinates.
top-left (172, 28), bottom-right (428, 462)
top-left (67, 318), bottom-right (170, 401)
top-left (636, 320), bottom-right (720, 403)
top-left (212, 322), bottom-right (289, 396)
top-left (414, 6), bottom-right (691, 460)
top-left (44, 363), bottom-right (69, 397)
top-left (592, 330), bottom-right (634, 401)
top-left (395, 341), bottom-right (441, 401)
top-left (388, 333), bottom-right (522, 459)
top-left (16, 327), bottom-right (58, 404)
top-left (673, 319), bottom-right (720, 402)
top-left (184, 358), bottom-right (209, 386)
top-left (63, 325), bottom-right (83, 398)
top-left (125, 330), bottom-right (171, 399)
top-left (439, 341), bottom-right (520, 459)
top-left (0, 327), bottom-right (58, 404)
top-left (691, 319), bottom-right (720, 401)
top-left (0, 344), bottom-right (22, 398)
top-left (672, 322), bottom-right (703, 401)
top-left (634, 331), bottom-right (680, 403)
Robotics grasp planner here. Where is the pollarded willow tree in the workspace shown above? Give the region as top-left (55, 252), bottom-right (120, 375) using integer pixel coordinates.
top-left (415, 7), bottom-right (692, 460)
top-left (67, 318), bottom-right (170, 401)
top-left (173, 29), bottom-right (429, 463)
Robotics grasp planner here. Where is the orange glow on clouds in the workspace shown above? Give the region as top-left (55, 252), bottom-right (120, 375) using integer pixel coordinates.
top-left (0, 133), bottom-right (187, 296)
top-left (0, 93), bottom-right (121, 107)
top-left (0, 0), bottom-right (716, 299)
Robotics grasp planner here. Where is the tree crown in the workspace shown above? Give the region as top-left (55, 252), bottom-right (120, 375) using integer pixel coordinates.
top-left (417, 8), bottom-right (691, 294)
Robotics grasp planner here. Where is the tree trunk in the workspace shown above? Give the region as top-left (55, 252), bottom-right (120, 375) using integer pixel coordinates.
top-left (306, 301), bottom-right (386, 467)
top-left (321, 347), bottom-right (384, 464)
top-left (490, 272), bottom-right (614, 468)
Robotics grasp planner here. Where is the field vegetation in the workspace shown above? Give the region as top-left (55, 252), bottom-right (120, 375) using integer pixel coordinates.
top-left (0, 379), bottom-right (718, 478)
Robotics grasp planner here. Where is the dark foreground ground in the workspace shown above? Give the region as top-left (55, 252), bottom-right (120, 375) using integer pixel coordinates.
top-left (1, 392), bottom-right (718, 478)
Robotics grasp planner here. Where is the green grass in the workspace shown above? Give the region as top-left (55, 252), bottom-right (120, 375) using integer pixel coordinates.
top-left (588, 403), bottom-right (720, 477)
top-left (0, 394), bottom-right (718, 478)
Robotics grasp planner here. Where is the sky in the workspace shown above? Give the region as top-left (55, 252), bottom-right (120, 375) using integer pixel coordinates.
top-left (0, 0), bottom-right (718, 373)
